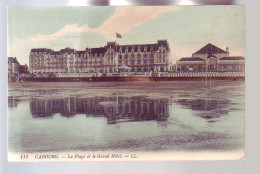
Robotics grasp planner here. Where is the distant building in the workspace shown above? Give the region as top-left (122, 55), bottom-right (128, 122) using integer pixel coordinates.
top-left (29, 40), bottom-right (172, 74)
top-left (177, 43), bottom-right (245, 72)
top-left (8, 57), bottom-right (20, 76)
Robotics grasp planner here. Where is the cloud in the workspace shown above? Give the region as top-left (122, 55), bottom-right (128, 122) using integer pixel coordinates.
top-left (28, 6), bottom-right (179, 42)
top-left (29, 24), bottom-right (93, 42)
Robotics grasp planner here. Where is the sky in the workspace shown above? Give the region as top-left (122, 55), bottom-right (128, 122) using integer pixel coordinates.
top-left (8, 6), bottom-right (245, 65)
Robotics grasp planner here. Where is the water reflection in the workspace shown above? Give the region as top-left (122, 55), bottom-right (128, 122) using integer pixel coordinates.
top-left (177, 99), bottom-right (230, 120)
top-left (9, 94), bottom-right (235, 123)
top-left (8, 96), bottom-right (20, 108)
top-left (29, 96), bottom-right (170, 124)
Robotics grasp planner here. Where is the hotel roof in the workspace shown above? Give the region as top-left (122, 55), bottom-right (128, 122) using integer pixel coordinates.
top-left (30, 40), bottom-right (170, 54)
top-left (116, 44), bottom-right (158, 52)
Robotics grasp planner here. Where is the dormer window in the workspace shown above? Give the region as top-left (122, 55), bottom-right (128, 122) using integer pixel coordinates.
top-left (138, 46), bottom-right (141, 53)
top-left (131, 46), bottom-right (135, 53)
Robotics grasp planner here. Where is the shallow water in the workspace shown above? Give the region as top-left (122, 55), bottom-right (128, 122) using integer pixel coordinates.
top-left (8, 81), bottom-right (244, 152)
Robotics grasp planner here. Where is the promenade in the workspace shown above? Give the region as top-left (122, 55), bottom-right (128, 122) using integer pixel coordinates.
top-left (20, 71), bottom-right (245, 78)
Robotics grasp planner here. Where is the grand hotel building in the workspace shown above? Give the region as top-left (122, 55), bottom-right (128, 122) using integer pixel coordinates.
top-left (29, 40), bottom-right (171, 74)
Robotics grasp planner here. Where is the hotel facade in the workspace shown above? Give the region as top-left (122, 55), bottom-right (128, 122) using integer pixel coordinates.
top-left (29, 40), bottom-right (172, 74)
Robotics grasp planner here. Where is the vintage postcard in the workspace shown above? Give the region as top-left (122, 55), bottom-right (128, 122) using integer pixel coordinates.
top-left (8, 6), bottom-right (245, 161)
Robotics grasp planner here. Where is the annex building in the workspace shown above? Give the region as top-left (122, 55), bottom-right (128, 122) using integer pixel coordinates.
top-left (29, 40), bottom-right (171, 74)
top-left (177, 43), bottom-right (245, 72)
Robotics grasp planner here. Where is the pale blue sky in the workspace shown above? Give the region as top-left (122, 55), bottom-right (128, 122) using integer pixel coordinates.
top-left (8, 6), bottom-right (245, 65)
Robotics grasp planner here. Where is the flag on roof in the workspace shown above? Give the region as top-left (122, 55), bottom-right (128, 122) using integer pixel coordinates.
top-left (116, 33), bottom-right (122, 38)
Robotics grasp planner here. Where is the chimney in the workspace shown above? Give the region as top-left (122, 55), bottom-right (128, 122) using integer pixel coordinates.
top-left (226, 47), bottom-right (229, 53)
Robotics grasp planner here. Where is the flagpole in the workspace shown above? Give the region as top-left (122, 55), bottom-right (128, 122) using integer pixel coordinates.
top-left (115, 33), bottom-right (117, 73)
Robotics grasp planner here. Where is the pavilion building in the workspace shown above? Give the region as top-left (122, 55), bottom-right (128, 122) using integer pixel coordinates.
top-left (177, 43), bottom-right (245, 72)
